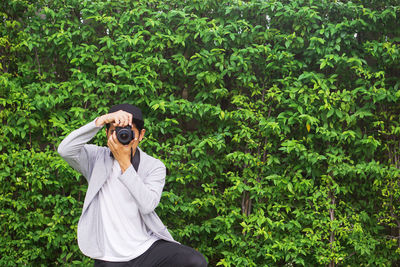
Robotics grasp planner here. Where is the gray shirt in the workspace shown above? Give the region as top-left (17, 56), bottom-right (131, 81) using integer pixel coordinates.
top-left (57, 118), bottom-right (177, 259)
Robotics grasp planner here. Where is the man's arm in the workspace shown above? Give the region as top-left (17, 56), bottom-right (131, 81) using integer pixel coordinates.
top-left (57, 118), bottom-right (103, 181)
top-left (118, 162), bottom-right (166, 215)
top-left (58, 111), bottom-right (133, 180)
top-left (95, 110), bottom-right (133, 128)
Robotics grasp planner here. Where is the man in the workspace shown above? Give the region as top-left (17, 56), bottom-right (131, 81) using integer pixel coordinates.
top-left (58, 103), bottom-right (207, 267)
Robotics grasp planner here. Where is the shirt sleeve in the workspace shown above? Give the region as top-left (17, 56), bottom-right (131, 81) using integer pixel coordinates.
top-left (57, 118), bottom-right (103, 181)
top-left (117, 161), bottom-right (166, 215)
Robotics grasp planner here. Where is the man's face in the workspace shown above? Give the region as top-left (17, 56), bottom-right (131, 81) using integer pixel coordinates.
top-left (106, 122), bottom-right (145, 145)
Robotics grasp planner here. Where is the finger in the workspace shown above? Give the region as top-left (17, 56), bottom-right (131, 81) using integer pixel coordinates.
top-left (112, 115), bottom-right (120, 125)
top-left (125, 114), bottom-right (131, 127)
top-left (128, 137), bottom-right (136, 146)
top-left (108, 132), bottom-right (115, 146)
top-left (117, 115), bottom-right (128, 127)
top-left (109, 132), bottom-right (116, 143)
top-left (112, 112), bottom-right (121, 124)
top-left (107, 140), bottom-right (113, 151)
top-left (116, 117), bottom-right (122, 126)
top-left (115, 111), bottom-right (131, 127)
top-left (114, 112), bottom-right (122, 125)
top-left (113, 131), bottom-right (122, 145)
top-left (107, 135), bottom-right (114, 150)
top-left (128, 114), bottom-right (132, 126)
top-left (122, 115), bottom-right (129, 127)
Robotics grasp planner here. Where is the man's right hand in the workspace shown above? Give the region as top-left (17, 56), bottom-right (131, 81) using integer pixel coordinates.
top-left (95, 110), bottom-right (133, 127)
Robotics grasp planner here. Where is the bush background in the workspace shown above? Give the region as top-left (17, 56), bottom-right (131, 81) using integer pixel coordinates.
top-left (1, 0), bottom-right (400, 266)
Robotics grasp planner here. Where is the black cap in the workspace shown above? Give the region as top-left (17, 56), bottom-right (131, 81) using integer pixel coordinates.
top-left (109, 103), bottom-right (144, 130)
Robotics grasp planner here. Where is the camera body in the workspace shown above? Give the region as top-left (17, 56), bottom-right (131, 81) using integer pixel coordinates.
top-left (115, 126), bottom-right (135, 145)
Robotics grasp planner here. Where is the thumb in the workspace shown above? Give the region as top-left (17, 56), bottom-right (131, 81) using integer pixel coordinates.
top-left (129, 137), bottom-right (137, 146)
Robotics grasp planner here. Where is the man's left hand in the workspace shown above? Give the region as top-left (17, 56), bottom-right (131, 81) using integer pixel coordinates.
top-left (108, 131), bottom-right (138, 173)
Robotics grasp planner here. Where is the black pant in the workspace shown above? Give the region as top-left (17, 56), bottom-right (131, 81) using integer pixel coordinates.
top-left (94, 240), bottom-right (208, 267)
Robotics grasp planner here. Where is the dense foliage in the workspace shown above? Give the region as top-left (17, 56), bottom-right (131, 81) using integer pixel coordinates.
top-left (1, 0), bottom-right (400, 265)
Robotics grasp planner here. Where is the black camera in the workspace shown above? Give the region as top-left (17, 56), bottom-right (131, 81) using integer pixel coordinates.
top-left (115, 126), bottom-right (135, 145)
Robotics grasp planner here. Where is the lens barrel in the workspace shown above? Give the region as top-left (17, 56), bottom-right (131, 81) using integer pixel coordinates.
top-left (115, 126), bottom-right (134, 145)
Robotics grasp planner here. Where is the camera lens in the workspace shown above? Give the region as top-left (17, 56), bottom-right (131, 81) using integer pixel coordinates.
top-left (116, 126), bottom-right (134, 145)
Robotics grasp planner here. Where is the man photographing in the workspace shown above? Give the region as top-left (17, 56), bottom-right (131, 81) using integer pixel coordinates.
top-left (58, 103), bottom-right (207, 266)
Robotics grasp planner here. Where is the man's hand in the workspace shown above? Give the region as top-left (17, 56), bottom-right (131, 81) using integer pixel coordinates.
top-left (96, 110), bottom-right (133, 127)
top-left (107, 131), bottom-right (139, 173)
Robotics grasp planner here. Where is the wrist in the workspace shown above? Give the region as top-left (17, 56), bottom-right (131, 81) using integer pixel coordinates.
top-left (95, 114), bottom-right (110, 127)
top-left (95, 116), bottom-right (104, 127)
top-left (120, 161), bottom-right (131, 173)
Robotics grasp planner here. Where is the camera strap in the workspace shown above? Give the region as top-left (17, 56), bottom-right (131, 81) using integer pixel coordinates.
top-left (109, 148), bottom-right (140, 172)
top-left (131, 148), bottom-right (140, 172)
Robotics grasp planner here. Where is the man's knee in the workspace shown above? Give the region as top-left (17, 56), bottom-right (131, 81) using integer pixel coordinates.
top-left (186, 251), bottom-right (208, 267)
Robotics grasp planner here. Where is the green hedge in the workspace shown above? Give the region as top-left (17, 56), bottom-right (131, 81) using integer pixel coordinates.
top-left (1, 0), bottom-right (400, 266)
